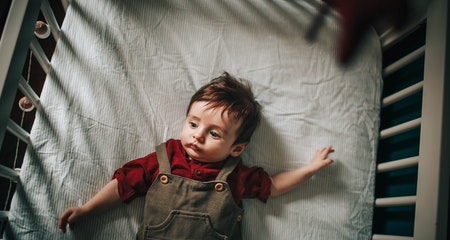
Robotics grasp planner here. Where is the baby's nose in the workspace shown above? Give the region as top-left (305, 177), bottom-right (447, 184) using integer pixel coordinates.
top-left (193, 132), bottom-right (205, 142)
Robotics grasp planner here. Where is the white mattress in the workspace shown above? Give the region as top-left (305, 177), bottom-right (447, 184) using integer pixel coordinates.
top-left (5, 0), bottom-right (382, 239)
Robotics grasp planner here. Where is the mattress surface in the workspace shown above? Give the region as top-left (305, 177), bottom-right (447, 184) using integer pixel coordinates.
top-left (5, 0), bottom-right (382, 239)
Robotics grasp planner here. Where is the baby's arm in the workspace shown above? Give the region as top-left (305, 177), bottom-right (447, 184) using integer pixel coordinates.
top-left (58, 178), bottom-right (122, 233)
top-left (269, 146), bottom-right (334, 197)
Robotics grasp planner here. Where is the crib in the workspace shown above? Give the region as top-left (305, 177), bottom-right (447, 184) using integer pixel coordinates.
top-left (0, 0), bottom-right (449, 239)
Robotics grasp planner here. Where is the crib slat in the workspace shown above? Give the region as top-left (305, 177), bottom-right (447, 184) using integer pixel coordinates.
top-left (0, 0), bottom-right (30, 93)
top-left (383, 46), bottom-right (425, 76)
top-left (379, 16), bottom-right (426, 50)
top-left (6, 119), bottom-right (31, 145)
top-left (375, 196), bottom-right (416, 207)
top-left (380, 118), bottom-right (421, 140)
top-left (29, 36), bottom-right (51, 74)
top-left (0, 164), bottom-right (19, 182)
top-left (18, 76), bottom-right (41, 109)
top-left (372, 234), bottom-right (413, 240)
top-left (377, 156), bottom-right (419, 173)
top-left (0, 210), bottom-right (8, 221)
top-left (0, 0), bottom-right (42, 149)
top-left (41, 0), bottom-right (61, 41)
top-left (60, 0), bottom-right (70, 11)
top-left (382, 81), bottom-right (423, 107)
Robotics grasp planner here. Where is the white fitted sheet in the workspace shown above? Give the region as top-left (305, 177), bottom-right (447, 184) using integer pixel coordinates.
top-left (5, 0), bottom-right (382, 239)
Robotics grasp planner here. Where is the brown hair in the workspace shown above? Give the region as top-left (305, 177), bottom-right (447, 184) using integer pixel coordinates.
top-left (187, 72), bottom-right (261, 144)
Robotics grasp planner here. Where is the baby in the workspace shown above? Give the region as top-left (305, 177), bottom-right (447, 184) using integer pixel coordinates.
top-left (58, 72), bottom-right (334, 239)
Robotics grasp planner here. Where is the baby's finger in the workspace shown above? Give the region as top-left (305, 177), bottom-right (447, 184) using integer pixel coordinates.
top-left (324, 146), bottom-right (334, 153)
top-left (324, 158), bottom-right (334, 167)
top-left (319, 146), bottom-right (331, 155)
top-left (69, 222), bottom-right (76, 231)
top-left (58, 212), bottom-right (69, 232)
top-left (59, 219), bottom-right (67, 233)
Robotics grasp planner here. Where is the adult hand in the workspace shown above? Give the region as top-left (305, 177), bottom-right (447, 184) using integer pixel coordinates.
top-left (309, 0), bottom-right (410, 64)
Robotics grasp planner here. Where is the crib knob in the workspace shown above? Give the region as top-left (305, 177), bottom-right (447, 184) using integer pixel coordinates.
top-left (18, 96), bottom-right (35, 112)
top-left (35, 20), bottom-right (51, 39)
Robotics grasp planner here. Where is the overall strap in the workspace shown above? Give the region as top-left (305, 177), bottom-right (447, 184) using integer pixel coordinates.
top-left (155, 143), bottom-right (171, 174)
top-left (215, 156), bottom-right (241, 182)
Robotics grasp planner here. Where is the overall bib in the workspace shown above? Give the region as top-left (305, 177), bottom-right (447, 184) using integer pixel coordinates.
top-left (136, 143), bottom-right (244, 240)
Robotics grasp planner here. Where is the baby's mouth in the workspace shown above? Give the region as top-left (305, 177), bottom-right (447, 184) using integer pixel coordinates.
top-left (189, 143), bottom-right (200, 151)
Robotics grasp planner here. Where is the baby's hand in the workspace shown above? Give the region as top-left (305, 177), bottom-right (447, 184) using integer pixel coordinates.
top-left (308, 146), bottom-right (334, 173)
top-left (269, 146), bottom-right (335, 197)
top-left (58, 206), bottom-right (87, 233)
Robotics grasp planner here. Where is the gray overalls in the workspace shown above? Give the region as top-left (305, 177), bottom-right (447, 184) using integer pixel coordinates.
top-left (136, 143), bottom-right (244, 240)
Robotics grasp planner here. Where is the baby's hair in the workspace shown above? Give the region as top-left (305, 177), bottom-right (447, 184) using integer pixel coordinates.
top-left (187, 72), bottom-right (261, 144)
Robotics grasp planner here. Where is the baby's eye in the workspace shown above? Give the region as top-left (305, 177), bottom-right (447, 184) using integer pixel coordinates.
top-left (189, 122), bottom-right (197, 128)
top-left (209, 130), bottom-right (220, 138)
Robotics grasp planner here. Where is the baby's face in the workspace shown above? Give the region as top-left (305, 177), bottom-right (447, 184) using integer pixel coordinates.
top-left (180, 101), bottom-right (244, 163)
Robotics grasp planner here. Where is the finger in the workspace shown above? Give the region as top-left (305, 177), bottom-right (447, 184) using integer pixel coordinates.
top-left (69, 222), bottom-right (76, 231)
top-left (59, 208), bottom-right (75, 233)
top-left (319, 146), bottom-right (331, 155)
top-left (319, 149), bottom-right (334, 161)
top-left (59, 220), bottom-right (67, 233)
top-left (324, 158), bottom-right (334, 166)
top-left (318, 147), bottom-right (328, 153)
top-left (58, 212), bottom-right (69, 232)
top-left (320, 146), bottom-right (332, 150)
top-left (327, 146), bottom-right (335, 153)
top-left (323, 146), bottom-right (334, 153)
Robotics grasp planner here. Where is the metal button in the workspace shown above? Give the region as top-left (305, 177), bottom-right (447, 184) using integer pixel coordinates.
top-left (194, 169), bottom-right (201, 175)
top-left (159, 175), bottom-right (169, 184)
top-left (214, 183), bottom-right (224, 192)
top-left (236, 214), bottom-right (242, 222)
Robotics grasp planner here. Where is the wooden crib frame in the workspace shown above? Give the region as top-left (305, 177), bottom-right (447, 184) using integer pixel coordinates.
top-left (0, 0), bottom-right (448, 239)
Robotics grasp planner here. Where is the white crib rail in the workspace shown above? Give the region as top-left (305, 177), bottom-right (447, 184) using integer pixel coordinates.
top-left (0, 165), bottom-right (19, 182)
top-left (29, 36), bottom-right (51, 73)
top-left (41, 0), bottom-right (61, 41)
top-left (374, 0), bottom-right (450, 238)
top-left (382, 81), bottom-right (423, 107)
top-left (375, 196), bottom-right (416, 208)
top-left (372, 234), bottom-right (413, 240)
top-left (18, 76), bottom-right (41, 109)
top-left (382, 46), bottom-right (425, 77)
top-left (0, 211), bottom-right (8, 222)
top-left (377, 156), bottom-right (419, 173)
top-left (6, 119), bottom-right (31, 145)
top-left (379, 15), bottom-right (426, 51)
top-left (414, 0), bottom-right (450, 238)
top-left (379, 118), bottom-right (421, 140)
top-left (0, 0), bottom-right (65, 229)
top-left (0, 0), bottom-right (40, 149)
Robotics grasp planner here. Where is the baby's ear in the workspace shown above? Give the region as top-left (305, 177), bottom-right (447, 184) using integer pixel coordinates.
top-left (230, 142), bottom-right (248, 157)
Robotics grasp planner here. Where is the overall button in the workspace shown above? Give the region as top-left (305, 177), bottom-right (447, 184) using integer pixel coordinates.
top-left (194, 169), bottom-right (202, 175)
top-left (214, 183), bottom-right (224, 192)
top-left (159, 175), bottom-right (169, 184)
